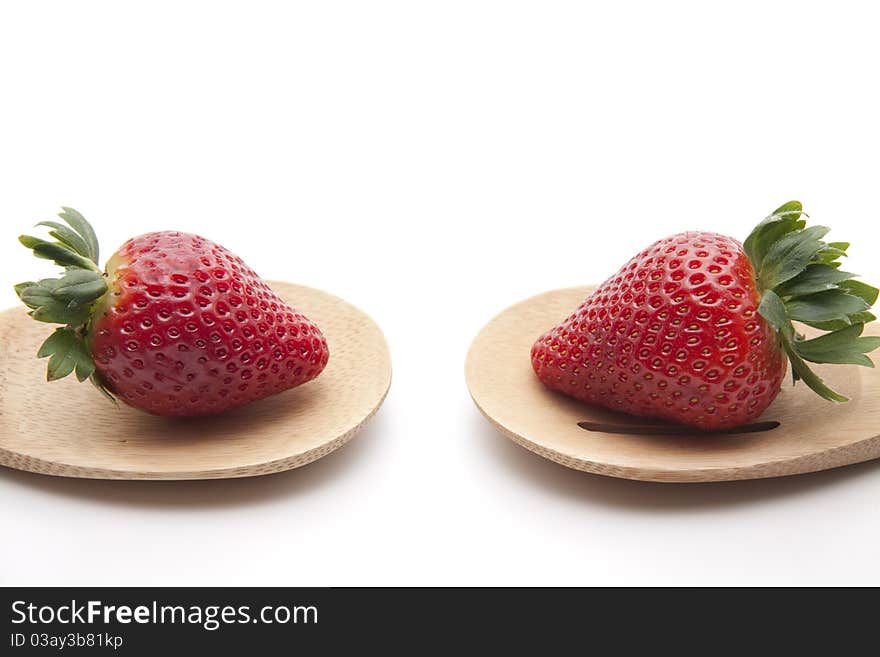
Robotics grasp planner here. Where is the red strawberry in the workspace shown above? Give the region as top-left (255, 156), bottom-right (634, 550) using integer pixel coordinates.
top-left (531, 202), bottom-right (880, 430)
top-left (16, 208), bottom-right (328, 416)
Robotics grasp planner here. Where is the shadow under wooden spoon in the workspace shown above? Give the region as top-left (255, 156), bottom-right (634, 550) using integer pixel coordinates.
top-left (474, 410), bottom-right (880, 511)
top-left (0, 407), bottom-right (389, 510)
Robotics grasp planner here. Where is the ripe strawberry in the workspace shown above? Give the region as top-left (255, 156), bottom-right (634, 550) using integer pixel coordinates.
top-left (531, 202), bottom-right (880, 430)
top-left (15, 208), bottom-right (329, 416)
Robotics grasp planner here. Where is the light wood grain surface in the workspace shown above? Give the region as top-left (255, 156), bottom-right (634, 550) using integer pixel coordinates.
top-left (0, 282), bottom-right (391, 480)
top-left (466, 286), bottom-right (880, 483)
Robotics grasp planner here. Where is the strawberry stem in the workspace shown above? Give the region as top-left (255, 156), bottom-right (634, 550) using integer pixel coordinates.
top-left (747, 201), bottom-right (880, 401)
top-left (14, 208), bottom-right (115, 401)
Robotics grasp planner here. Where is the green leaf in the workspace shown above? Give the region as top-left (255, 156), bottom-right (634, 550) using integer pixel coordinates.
top-left (759, 224), bottom-right (830, 290)
top-left (37, 327), bottom-right (95, 382)
top-left (53, 269), bottom-right (102, 287)
top-left (36, 277), bottom-right (63, 291)
top-left (72, 342), bottom-right (96, 381)
top-left (18, 282), bottom-right (90, 325)
top-left (31, 303), bottom-right (90, 325)
top-left (52, 269), bottom-right (107, 305)
top-left (58, 207), bottom-right (99, 264)
top-left (743, 201), bottom-right (805, 271)
top-left (803, 311), bottom-right (876, 332)
top-left (19, 235), bottom-right (99, 271)
top-left (794, 324), bottom-right (880, 367)
top-left (19, 284), bottom-right (59, 310)
top-left (90, 373), bottom-right (118, 404)
top-left (839, 279), bottom-right (879, 306)
top-left (35, 221), bottom-right (92, 259)
top-left (785, 290), bottom-right (868, 324)
top-left (743, 202), bottom-right (879, 404)
top-left (47, 349), bottom-right (77, 380)
top-left (33, 329), bottom-right (108, 396)
top-left (813, 245), bottom-right (848, 265)
top-left (758, 289), bottom-right (793, 340)
top-left (37, 327), bottom-right (74, 358)
top-left (770, 200), bottom-right (804, 219)
top-left (775, 264), bottom-right (855, 299)
top-left (13, 281), bottom-right (37, 298)
top-left (15, 207), bottom-right (114, 403)
top-left (59, 280), bottom-right (107, 306)
top-left (782, 341), bottom-right (848, 402)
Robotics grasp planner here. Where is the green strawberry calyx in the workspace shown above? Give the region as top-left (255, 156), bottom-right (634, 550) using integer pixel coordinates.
top-left (14, 207), bottom-right (116, 402)
top-left (747, 201), bottom-right (880, 402)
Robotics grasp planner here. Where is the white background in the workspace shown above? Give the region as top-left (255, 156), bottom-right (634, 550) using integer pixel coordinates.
top-left (1, 1), bottom-right (880, 586)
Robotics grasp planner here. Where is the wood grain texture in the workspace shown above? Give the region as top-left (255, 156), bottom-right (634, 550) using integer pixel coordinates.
top-left (466, 286), bottom-right (880, 483)
top-left (0, 282), bottom-right (391, 480)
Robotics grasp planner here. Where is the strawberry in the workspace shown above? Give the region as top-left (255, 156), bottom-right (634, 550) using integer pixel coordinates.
top-left (531, 202), bottom-right (880, 430)
top-left (15, 208), bottom-right (329, 416)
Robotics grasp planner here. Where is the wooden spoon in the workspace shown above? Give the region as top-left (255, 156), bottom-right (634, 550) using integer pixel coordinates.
top-left (466, 286), bottom-right (880, 483)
